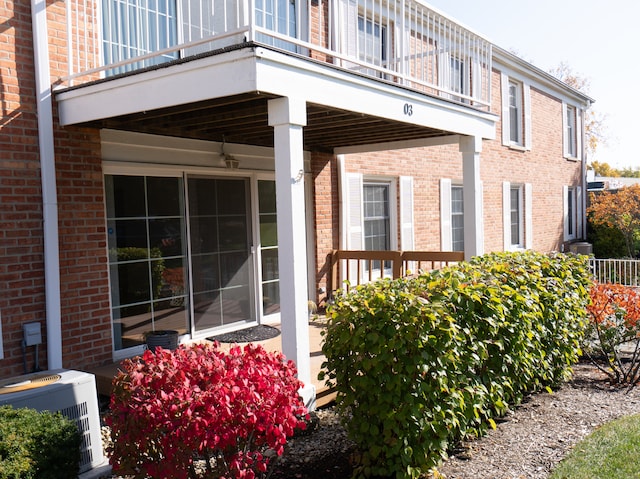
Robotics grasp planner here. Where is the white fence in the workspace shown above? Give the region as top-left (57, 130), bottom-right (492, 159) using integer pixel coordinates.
top-left (590, 258), bottom-right (640, 287)
top-left (61, 0), bottom-right (492, 110)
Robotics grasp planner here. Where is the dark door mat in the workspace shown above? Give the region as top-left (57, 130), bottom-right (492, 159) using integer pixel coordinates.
top-left (207, 325), bottom-right (281, 343)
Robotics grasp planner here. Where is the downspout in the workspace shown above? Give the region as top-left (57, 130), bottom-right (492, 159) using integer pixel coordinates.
top-left (31, 0), bottom-right (63, 369)
top-left (581, 104), bottom-right (589, 240)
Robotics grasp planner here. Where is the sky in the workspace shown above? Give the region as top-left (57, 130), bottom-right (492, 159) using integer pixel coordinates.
top-left (425, 0), bottom-right (639, 170)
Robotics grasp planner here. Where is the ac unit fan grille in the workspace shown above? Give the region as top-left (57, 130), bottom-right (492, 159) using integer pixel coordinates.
top-left (60, 401), bottom-right (94, 468)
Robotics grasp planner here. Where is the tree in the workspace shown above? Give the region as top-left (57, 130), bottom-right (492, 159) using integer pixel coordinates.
top-left (589, 160), bottom-right (620, 178)
top-left (620, 167), bottom-right (640, 179)
top-left (549, 62), bottom-right (607, 157)
top-left (588, 184), bottom-right (640, 258)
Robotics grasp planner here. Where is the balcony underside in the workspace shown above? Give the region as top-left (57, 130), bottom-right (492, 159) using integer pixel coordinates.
top-left (56, 44), bottom-right (496, 151)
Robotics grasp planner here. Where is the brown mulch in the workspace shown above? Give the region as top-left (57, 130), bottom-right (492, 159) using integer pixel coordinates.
top-left (104, 362), bottom-right (640, 479)
top-left (273, 362), bottom-right (640, 479)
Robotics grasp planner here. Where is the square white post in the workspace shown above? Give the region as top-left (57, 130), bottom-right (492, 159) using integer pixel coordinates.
top-left (268, 97), bottom-right (315, 409)
top-left (460, 136), bottom-right (484, 260)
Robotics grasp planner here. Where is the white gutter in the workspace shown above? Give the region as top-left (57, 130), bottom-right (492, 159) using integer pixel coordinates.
top-left (31, 0), bottom-right (63, 369)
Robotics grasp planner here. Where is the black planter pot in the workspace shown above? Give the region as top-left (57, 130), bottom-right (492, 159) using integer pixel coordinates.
top-left (145, 330), bottom-right (179, 352)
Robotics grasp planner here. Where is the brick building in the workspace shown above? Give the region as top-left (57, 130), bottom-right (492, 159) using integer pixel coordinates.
top-left (0, 0), bottom-right (591, 403)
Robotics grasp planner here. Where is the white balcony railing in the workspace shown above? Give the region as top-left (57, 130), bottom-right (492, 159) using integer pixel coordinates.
top-left (61, 0), bottom-right (491, 110)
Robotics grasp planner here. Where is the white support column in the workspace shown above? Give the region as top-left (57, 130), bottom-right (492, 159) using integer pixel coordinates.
top-left (268, 97), bottom-right (316, 409)
top-left (460, 136), bottom-right (484, 261)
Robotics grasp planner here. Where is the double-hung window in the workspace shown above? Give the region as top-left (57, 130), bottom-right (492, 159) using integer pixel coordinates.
top-left (509, 186), bottom-right (522, 247)
top-left (508, 80), bottom-right (522, 144)
top-left (363, 183), bottom-right (390, 271)
top-left (340, 164), bottom-right (414, 284)
top-left (564, 185), bottom-right (582, 241)
top-left (357, 15), bottom-right (388, 76)
top-left (451, 186), bottom-right (464, 251)
top-left (564, 104), bottom-right (578, 159)
top-left (501, 73), bottom-right (531, 149)
top-left (440, 179), bottom-right (465, 252)
top-left (503, 182), bottom-right (532, 250)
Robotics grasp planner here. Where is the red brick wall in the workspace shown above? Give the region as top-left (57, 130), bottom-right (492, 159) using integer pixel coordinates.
top-left (0, 0), bottom-right (112, 378)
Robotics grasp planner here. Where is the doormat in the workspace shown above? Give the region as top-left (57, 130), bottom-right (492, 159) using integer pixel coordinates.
top-left (207, 325), bottom-right (281, 343)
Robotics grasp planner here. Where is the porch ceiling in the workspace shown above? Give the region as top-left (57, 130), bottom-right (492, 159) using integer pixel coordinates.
top-left (85, 92), bottom-right (449, 153)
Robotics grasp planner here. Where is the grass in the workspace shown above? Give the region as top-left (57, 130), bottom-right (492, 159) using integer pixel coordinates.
top-left (549, 414), bottom-right (640, 479)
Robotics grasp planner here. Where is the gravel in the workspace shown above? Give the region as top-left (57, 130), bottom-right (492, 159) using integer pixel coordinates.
top-left (101, 362), bottom-right (640, 479)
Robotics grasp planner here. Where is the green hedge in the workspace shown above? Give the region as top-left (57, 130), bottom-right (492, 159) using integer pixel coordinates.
top-left (0, 405), bottom-right (81, 479)
top-left (321, 251), bottom-right (591, 479)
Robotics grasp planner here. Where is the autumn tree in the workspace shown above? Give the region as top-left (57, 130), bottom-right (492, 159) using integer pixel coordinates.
top-left (588, 184), bottom-right (640, 258)
top-left (589, 160), bottom-right (620, 178)
top-left (549, 62), bottom-right (607, 157)
top-left (620, 166), bottom-right (640, 179)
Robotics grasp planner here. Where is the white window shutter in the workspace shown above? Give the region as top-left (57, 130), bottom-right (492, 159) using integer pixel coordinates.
top-left (501, 73), bottom-right (510, 146)
top-left (338, 0), bottom-right (358, 65)
top-left (503, 181), bottom-right (511, 250)
top-left (563, 185), bottom-right (570, 242)
top-left (576, 186), bottom-right (583, 239)
top-left (400, 176), bottom-right (414, 251)
top-left (523, 83), bottom-right (532, 150)
top-left (440, 178), bottom-right (452, 251)
top-left (438, 52), bottom-right (452, 100)
top-left (562, 102), bottom-right (568, 157)
top-left (346, 172), bottom-right (363, 250)
top-left (525, 183), bottom-right (533, 249)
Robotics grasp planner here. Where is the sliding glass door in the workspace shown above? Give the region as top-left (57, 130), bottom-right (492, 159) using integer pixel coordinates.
top-left (188, 176), bottom-right (254, 333)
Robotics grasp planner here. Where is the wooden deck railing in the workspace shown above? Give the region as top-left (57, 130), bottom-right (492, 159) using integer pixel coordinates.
top-left (330, 250), bottom-right (464, 293)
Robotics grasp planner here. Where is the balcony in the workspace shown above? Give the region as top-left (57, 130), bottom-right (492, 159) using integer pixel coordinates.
top-left (61, 0), bottom-right (492, 111)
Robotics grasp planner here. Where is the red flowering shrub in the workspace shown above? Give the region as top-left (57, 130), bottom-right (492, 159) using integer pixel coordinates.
top-left (106, 343), bottom-right (308, 479)
top-left (585, 282), bottom-right (640, 386)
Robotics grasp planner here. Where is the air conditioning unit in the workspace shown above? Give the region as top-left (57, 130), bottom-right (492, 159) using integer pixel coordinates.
top-left (0, 369), bottom-right (105, 473)
top-left (569, 241), bottom-right (593, 255)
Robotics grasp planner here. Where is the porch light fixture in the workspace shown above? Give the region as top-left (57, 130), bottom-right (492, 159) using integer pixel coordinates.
top-left (220, 137), bottom-right (240, 169)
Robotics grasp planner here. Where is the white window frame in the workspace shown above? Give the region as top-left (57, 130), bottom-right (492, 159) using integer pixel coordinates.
top-left (563, 103), bottom-right (579, 160)
top-left (563, 185), bottom-right (583, 242)
top-left (503, 181), bottom-right (532, 250)
top-left (440, 179), bottom-right (464, 252)
top-left (501, 73), bottom-right (531, 150)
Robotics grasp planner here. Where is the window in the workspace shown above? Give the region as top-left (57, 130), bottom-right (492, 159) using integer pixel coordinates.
top-left (255, 0), bottom-right (298, 51)
top-left (564, 104), bottom-right (578, 158)
top-left (509, 186), bottom-right (522, 247)
top-left (503, 182), bottom-right (532, 250)
top-left (564, 185), bottom-right (582, 241)
top-left (357, 15), bottom-right (388, 75)
top-left (102, 0), bottom-right (179, 75)
top-left (501, 73), bottom-right (531, 149)
top-left (340, 166), bottom-right (414, 283)
top-left (449, 56), bottom-right (465, 95)
top-left (508, 80), bottom-right (522, 144)
top-left (451, 185), bottom-right (464, 251)
top-left (363, 183), bottom-right (390, 270)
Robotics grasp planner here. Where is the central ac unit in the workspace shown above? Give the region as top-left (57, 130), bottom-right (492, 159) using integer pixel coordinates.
top-left (0, 369), bottom-right (105, 473)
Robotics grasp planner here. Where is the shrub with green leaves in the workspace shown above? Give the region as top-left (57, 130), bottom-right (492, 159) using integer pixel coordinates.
top-left (0, 405), bottom-right (81, 479)
top-left (321, 251), bottom-right (591, 479)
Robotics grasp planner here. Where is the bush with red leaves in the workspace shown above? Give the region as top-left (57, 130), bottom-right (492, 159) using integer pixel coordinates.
top-left (106, 342), bottom-right (308, 479)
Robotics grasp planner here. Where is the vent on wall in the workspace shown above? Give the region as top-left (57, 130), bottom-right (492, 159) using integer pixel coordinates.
top-left (0, 369), bottom-right (105, 473)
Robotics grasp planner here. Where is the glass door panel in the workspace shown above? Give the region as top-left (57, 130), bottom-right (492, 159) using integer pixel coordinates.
top-left (105, 175), bottom-right (189, 351)
top-left (188, 176), bottom-right (253, 333)
top-left (258, 180), bottom-right (280, 315)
